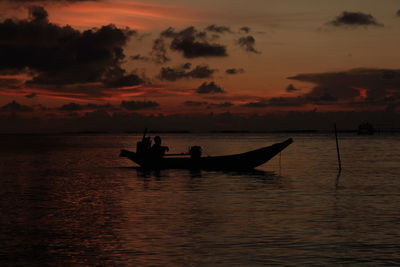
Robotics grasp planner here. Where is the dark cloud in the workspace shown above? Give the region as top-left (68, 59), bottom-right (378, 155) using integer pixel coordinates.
top-left (34, 103), bottom-right (48, 111)
top-left (306, 93), bottom-right (338, 103)
top-left (196, 82), bottom-right (225, 94)
top-left (268, 97), bottom-right (305, 107)
top-left (242, 101), bottom-right (269, 108)
top-left (58, 102), bottom-right (115, 111)
top-left (181, 62), bottom-right (192, 69)
top-left (209, 102), bottom-right (234, 108)
top-left (201, 93), bottom-right (258, 102)
top-left (131, 39), bottom-right (170, 64)
top-left (27, 83), bottom-right (117, 99)
top-left (150, 38), bottom-right (170, 64)
top-left (237, 36), bottom-right (260, 54)
top-left (159, 64), bottom-right (215, 81)
top-left (183, 101), bottom-right (233, 108)
top-left (160, 27), bottom-right (177, 38)
top-left (0, 7), bottom-right (138, 92)
top-left (189, 65), bottom-right (215, 79)
top-left (130, 54), bottom-right (151, 62)
top-left (121, 100), bottom-right (159, 110)
top-left (0, 100), bottom-right (33, 112)
top-left (271, 96), bottom-right (335, 107)
top-left (288, 68), bottom-right (400, 110)
top-left (0, 78), bottom-right (23, 89)
top-left (242, 94), bottom-right (339, 108)
top-left (25, 92), bottom-right (37, 98)
top-left (102, 73), bottom-right (143, 88)
top-left (286, 84), bottom-right (300, 92)
top-left (239, 26), bottom-right (251, 34)
top-left (183, 101), bottom-right (208, 107)
top-left (28, 5), bottom-right (48, 22)
top-left (225, 68), bottom-right (244, 75)
top-left (159, 65), bottom-right (188, 82)
top-left (187, 65), bottom-right (215, 79)
top-left (328, 11), bottom-right (383, 27)
top-left (288, 68), bottom-right (400, 101)
top-left (205, 24), bottom-right (231, 33)
top-left (161, 27), bottom-right (228, 58)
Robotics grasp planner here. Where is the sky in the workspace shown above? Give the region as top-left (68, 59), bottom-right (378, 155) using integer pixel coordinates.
top-left (0, 0), bottom-right (399, 132)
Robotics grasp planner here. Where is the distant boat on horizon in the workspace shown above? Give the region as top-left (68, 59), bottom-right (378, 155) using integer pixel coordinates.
top-left (358, 122), bottom-right (375, 135)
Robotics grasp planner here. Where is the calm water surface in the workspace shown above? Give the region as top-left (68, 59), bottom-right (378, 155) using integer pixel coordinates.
top-left (0, 133), bottom-right (399, 266)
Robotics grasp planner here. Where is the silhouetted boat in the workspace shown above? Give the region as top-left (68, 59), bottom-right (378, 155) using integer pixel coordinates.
top-left (358, 122), bottom-right (375, 135)
top-left (120, 138), bottom-right (293, 170)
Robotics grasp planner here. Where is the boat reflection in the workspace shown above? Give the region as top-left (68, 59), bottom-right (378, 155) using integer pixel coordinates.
top-left (135, 167), bottom-right (278, 180)
top-left (133, 167), bottom-right (277, 178)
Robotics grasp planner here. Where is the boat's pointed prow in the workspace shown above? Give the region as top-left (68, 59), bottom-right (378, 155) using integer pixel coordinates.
top-left (283, 138), bottom-right (294, 146)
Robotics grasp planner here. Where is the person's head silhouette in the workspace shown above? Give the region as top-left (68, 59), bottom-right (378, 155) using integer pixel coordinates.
top-left (154, 136), bottom-right (161, 145)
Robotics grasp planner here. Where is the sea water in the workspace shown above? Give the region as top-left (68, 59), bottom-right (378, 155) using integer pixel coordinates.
top-left (0, 133), bottom-right (399, 266)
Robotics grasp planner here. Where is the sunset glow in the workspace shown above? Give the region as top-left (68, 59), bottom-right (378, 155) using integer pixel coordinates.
top-left (48, 0), bottom-right (201, 29)
top-left (1, 0), bottom-right (399, 131)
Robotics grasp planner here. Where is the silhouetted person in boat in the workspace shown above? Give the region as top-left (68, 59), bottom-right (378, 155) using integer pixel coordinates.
top-left (151, 136), bottom-right (169, 158)
top-left (189, 146), bottom-right (202, 159)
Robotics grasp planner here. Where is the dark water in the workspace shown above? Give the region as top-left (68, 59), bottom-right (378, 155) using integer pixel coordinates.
top-left (0, 133), bottom-right (399, 266)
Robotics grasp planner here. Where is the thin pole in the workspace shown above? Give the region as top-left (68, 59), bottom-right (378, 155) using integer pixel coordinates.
top-left (334, 123), bottom-right (342, 171)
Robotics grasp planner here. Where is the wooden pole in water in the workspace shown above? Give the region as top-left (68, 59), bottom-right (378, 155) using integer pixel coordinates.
top-left (334, 123), bottom-right (342, 171)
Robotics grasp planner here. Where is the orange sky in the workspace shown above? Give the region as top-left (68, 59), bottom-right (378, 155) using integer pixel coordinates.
top-left (1, 0), bottom-right (400, 118)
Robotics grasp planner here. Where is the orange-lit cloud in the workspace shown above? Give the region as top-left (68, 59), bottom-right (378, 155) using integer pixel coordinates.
top-left (47, 0), bottom-right (201, 30)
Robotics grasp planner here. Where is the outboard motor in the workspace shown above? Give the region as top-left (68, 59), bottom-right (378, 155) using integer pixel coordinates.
top-left (189, 146), bottom-right (202, 159)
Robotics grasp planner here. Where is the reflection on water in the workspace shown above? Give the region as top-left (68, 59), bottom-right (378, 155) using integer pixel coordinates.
top-left (0, 133), bottom-right (400, 265)
top-left (134, 167), bottom-right (275, 179)
top-left (335, 171), bottom-right (342, 191)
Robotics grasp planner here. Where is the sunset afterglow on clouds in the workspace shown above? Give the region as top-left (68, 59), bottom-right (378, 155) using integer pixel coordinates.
top-left (1, 0), bottom-right (400, 132)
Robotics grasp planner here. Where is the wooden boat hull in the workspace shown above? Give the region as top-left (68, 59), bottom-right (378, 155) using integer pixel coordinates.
top-left (120, 138), bottom-right (293, 170)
